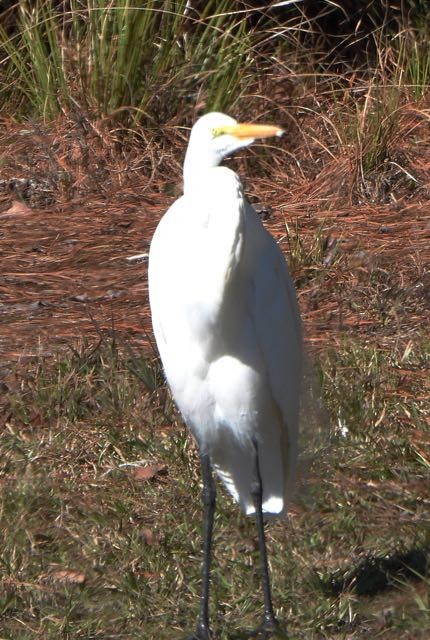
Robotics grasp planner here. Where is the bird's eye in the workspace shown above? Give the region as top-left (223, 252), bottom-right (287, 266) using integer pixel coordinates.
top-left (211, 127), bottom-right (224, 138)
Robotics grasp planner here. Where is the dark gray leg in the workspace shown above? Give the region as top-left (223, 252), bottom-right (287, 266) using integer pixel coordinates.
top-left (250, 440), bottom-right (280, 636)
top-left (187, 452), bottom-right (216, 640)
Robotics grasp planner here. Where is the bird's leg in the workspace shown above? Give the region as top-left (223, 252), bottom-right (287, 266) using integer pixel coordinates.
top-left (188, 451), bottom-right (216, 640)
top-left (250, 440), bottom-right (280, 636)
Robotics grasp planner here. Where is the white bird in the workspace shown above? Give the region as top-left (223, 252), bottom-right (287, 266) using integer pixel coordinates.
top-left (148, 112), bottom-right (303, 639)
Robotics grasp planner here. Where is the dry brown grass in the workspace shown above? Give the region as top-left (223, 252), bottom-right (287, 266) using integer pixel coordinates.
top-left (0, 100), bottom-right (428, 364)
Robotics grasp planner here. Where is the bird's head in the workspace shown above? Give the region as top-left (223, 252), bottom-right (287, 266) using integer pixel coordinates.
top-left (187, 112), bottom-right (284, 164)
top-left (183, 112), bottom-right (284, 192)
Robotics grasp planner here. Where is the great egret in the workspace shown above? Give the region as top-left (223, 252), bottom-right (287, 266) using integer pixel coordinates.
top-left (148, 112), bottom-right (303, 639)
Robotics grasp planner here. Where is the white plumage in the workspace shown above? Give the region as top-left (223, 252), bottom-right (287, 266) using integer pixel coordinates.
top-left (148, 112), bottom-right (302, 516)
top-left (148, 112), bottom-right (303, 637)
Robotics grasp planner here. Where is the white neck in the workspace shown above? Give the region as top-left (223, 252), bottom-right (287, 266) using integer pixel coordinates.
top-left (183, 144), bottom-right (222, 195)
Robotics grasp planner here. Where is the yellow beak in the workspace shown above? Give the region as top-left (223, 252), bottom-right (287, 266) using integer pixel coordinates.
top-left (223, 122), bottom-right (284, 140)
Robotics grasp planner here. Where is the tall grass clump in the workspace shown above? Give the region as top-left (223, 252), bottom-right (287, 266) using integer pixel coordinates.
top-left (1, 1), bottom-right (429, 137)
top-left (0, 0), bottom-right (254, 125)
top-left (324, 20), bottom-right (430, 198)
top-left (395, 22), bottom-right (430, 101)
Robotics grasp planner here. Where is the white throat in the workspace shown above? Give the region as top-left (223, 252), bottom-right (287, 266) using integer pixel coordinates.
top-left (183, 144), bottom-right (223, 195)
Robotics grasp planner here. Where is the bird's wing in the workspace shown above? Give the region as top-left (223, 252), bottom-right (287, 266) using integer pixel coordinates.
top-left (245, 203), bottom-right (303, 502)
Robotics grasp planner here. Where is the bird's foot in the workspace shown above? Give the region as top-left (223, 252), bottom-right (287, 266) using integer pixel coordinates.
top-left (231, 616), bottom-right (288, 639)
top-left (185, 621), bottom-right (212, 640)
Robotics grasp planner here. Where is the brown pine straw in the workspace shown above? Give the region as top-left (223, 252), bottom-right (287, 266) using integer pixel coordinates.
top-left (0, 117), bottom-right (428, 369)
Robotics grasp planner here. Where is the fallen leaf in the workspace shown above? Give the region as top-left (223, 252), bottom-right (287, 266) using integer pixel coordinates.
top-left (140, 527), bottom-right (157, 546)
top-left (158, 423), bottom-right (175, 434)
top-left (133, 463), bottom-right (167, 481)
top-left (29, 410), bottom-right (43, 426)
top-left (47, 570), bottom-right (86, 585)
top-left (141, 571), bottom-right (162, 580)
top-left (1, 200), bottom-right (33, 217)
